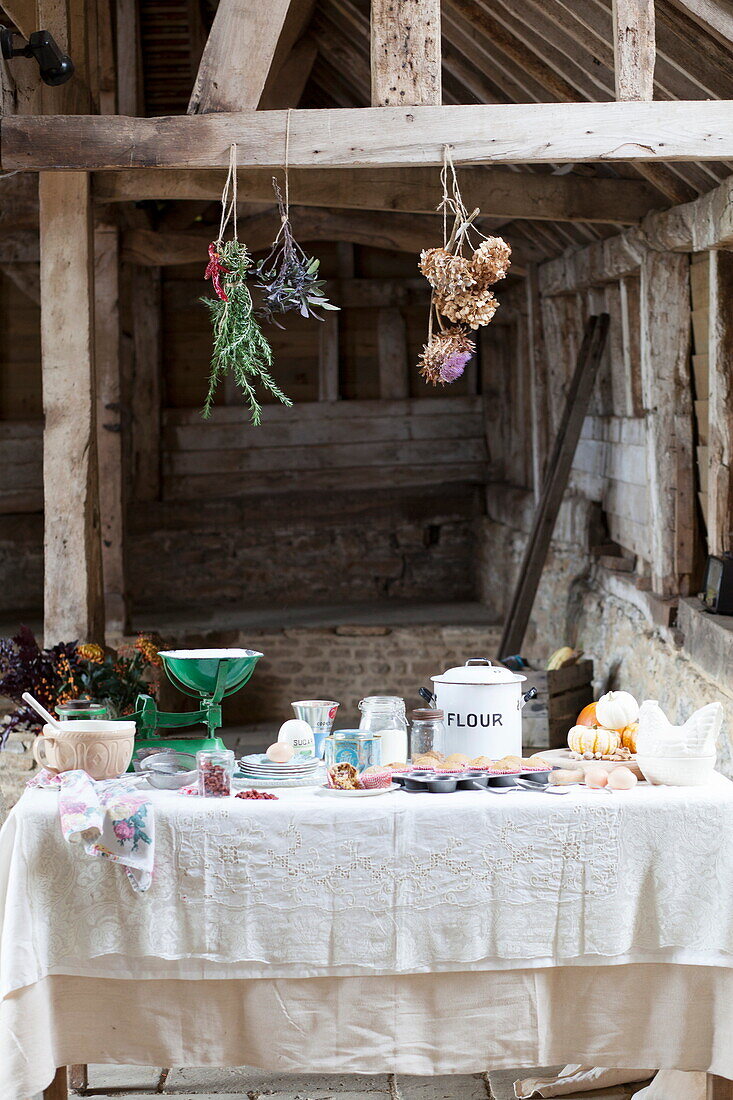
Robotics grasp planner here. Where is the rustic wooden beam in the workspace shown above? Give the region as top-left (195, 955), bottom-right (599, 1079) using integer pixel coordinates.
top-left (6, 102), bottom-right (733, 171)
top-left (2, 0), bottom-right (36, 37)
top-left (612, 0), bottom-right (656, 100)
top-left (639, 250), bottom-right (692, 595)
top-left (0, 261), bottom-right (40, 303)
top-left (377, 306), bottom-right (410, 399)
top-left (370, 0), bottom-right (441, 106)
top-left (93, 166), bottom-right (661, 226)
top-left (318, 314), bottom-right (340, 401)
top-left (188, 0), bottom-right (295, 113)
top-left (526, 262), bottom-right (549, 500)
top-left (94, 223), bottom-right (127, 637)
top-left (707, 249), bottom-right (733, 558)
top-left (670, 0), bottom-right (733, 48)
top-left (39, 173), bottom-right (104, 646)
top-left (258, 34), bottom-right (318, 110)
top-left (116, 0), bottom-right (143, 116)
top-left (130, 266), bottom-right (162, 501)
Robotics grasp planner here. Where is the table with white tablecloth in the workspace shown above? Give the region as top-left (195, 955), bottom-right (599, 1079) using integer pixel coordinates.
top-left (2, 777), bottom-right (733, 1098)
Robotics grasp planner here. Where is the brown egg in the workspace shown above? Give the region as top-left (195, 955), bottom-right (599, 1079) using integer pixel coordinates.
top-left (266, 741), bottom-right (294, 764)
top-left (607, 766), bottom-right (638, 790)
top-left (584, 766), bottom-right (609, 788)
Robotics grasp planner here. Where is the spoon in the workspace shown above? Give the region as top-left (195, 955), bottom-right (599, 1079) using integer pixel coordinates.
top-left (22, 691), bottom-right (63, 731)
top-left (514, 777), bottom-right (570, 795)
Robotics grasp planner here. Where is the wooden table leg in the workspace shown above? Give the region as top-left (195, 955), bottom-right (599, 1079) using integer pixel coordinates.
top-left (43, 1066), bottom-right (68, 1099)
top-left (69, 1064), bottom-right (88, 1093)
top-left (708, 1074), bottom-right (733, 1100)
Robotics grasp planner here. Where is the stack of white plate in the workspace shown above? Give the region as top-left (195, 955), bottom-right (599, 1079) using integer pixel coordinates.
top-left (236, 753), bottom-right (324, 786)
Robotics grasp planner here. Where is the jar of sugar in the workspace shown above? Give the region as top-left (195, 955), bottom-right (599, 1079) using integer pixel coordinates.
top-left (358, 696), bottom-right (408, 765)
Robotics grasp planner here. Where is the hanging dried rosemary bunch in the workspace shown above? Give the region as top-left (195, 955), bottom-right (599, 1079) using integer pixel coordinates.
top-left (202, 239), bottom-right (292, 426)
top-left (254, 179), bottom-right (339, 326)
top-left (201, 146), bottom-right (292, 425)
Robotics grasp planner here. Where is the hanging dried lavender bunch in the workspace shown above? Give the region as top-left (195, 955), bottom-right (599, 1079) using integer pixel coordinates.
top-left (201, 239), bottom-right (292, 425)
top-left (254, 180), bottom-right (339, 327)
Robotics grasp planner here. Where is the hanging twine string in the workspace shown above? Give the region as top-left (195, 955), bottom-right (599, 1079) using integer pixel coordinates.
top-left (217, 143), bottom-right (238, 245)
top-left (438, 144), bottom-right (482, 255)
top-left (271, 108), bottom-right (293, 246)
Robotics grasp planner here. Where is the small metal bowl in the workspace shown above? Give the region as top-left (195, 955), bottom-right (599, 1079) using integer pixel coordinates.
top-left (139, 750), bottom-right (198, 790)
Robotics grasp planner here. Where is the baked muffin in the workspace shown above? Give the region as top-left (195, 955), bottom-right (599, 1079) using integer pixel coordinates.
top-left (327, 762), bottom-right (360, 790)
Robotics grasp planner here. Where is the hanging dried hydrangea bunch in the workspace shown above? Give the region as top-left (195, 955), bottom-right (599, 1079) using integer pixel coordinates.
top-left (417, 150), bottom-right (511, 386)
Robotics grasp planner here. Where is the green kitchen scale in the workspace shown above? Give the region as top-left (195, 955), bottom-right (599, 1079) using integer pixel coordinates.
top-left (121, 648), bottom-right (263, 760)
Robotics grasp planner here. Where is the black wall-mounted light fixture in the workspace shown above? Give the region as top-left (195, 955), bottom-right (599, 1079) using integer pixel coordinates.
top-left (0, 26), bottom-right (74, 86)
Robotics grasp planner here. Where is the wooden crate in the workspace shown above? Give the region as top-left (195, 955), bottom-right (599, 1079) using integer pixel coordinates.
top-left (521, 659), bottom-right (594, 750)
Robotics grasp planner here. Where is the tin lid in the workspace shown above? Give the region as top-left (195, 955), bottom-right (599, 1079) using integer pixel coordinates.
top-left (332, 729), bottom-right (381, 740)
top-left (431, 658), bottom-right (526, 685)
top-left (411, 707), bottom-right (444, 720)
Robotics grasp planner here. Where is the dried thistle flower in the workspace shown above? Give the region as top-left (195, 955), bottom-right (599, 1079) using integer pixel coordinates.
top-left (418, 327), bottom-right (475, 386)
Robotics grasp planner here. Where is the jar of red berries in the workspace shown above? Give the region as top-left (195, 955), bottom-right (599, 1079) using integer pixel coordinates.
top-left (196, 748), bottom-right (235, 797)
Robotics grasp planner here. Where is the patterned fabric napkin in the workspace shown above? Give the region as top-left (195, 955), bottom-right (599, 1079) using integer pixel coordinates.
top-left (53, 770), bottom-right (155, 893)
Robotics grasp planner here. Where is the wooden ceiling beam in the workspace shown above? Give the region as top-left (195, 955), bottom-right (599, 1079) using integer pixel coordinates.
top-left (188, 0), bottom-right (302, 114)
top-left (668, 0), bottom-right (733, 49)
top-left (612, 0), bottom-right (656, 101)
top-left (370, 0), bottom-right (441, 106)
top-left (6, 101), bottom-right (733, 171)
top-left (94, 165), bottom-right (662, 225)
top-left (258, 34), bottom-right (318, 110)
top-left (119, 207), bottom-right (539, 268)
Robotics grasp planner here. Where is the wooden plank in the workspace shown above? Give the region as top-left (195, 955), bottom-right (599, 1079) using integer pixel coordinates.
top-left (39, 172), bottom-right (104, 647)
top-left (377, 307), bottom-right (409, 399)
top-left (116, 0), bottom-right (143, 116)
top-left (526, 263), bottom-right (549, 500)
top-left (2, 0), bottom-right (35, 37)
top-left (669, 1), bottom-right (733, 49)
top-left (131, 266), bottom-right (162, 502)
top-left (639, 250), bottom-right (692, 594)
top-left (94, 166), bottom-right (661, 226)
top-left (188, 0), bottom-right (294, 114)
top-left (619, 275), bottom-right (644, 417)
top-left (708, 1076), bottom-right (733, 1100)
top-left (68, 1064), bottom-right (88, 1091)
top-left (166, 395), bottom-right (482, 425)
top-left (499, 314), bottom-right (610, 658)
top-left (259, 34), bottom-right (318, 110)
top-left (707, 249), bottom-right (733, 556)
top-left (371, 0), bottom-right (441, 106)
top-left (43, 1065), bottom-right (68, 1099)
top-left (94, 223), bottom-right (127, 637)
top-left (612, 0), bottom-right (656, 100)
top-left (7, 102), bottom-right (733, 171)
top-left (318, 313), bottom-right (339, 402)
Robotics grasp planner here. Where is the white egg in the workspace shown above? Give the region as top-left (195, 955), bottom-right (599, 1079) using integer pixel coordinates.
top-left (266, 741), bottom-right (294, 763)
top-left (607, 766), bottom-right (638, 790)
top-left (585, 765), bottom-right (609, 788)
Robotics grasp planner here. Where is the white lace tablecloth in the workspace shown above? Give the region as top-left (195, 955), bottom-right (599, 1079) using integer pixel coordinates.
top-left (2, 776), bottom-right (733, 1000)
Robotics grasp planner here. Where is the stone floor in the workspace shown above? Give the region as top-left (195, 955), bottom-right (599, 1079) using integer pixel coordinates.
top-left (36, 1064), bottom-right (652, 1099)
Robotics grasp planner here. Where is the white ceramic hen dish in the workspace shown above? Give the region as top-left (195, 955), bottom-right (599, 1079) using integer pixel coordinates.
top-left (636, 753), bottom-right (716, 786)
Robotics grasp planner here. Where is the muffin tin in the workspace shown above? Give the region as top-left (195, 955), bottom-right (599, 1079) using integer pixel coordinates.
top-left (393, 768), bottom-right (553, 794)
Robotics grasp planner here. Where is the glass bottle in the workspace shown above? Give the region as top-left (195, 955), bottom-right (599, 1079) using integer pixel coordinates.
top-left (410, 708), bottom-right (446, 758)
top-left (358, 696), bottom-right (409, 764)
top-left (196, 748), bottom-right (235, 797)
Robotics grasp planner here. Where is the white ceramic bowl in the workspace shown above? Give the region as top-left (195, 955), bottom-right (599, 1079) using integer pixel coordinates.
top-left (636, 753), bottom-right (716, 786)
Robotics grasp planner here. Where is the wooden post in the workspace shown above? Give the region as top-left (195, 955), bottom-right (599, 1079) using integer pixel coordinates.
top-left (94, 223), bottom-right (127, 638)
top-left (707, 249), bottom-right (733, 557)
top-left (318, 314), bottom-right (340, 402)
top-left (131, 267), bottom-right (162, 502)
top-left (708, 1075), bottom-right (733, 1100)
top-left (377, 307), bottom-right (409, 399)
top-left (43, 1065), bottom-right (68, 1099)
top-left (526, 263), bottom-right (549, 500)
top-left (619, 275), bottom-right (644, 417)
top-left (639, 250), bottom-right (692, 595)
top-left (612, 0), bottom-right (656, 100)
top-left (370, 0), bottom-right (442, 106)
top-left (39, 172), bottom-right (104, 647)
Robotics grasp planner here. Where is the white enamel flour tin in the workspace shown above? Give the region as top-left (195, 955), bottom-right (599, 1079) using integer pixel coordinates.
top-left (430, 658), bottom-right (529, 759)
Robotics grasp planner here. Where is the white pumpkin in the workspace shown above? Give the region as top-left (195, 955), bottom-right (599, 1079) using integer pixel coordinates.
top-left (567, 725), bottom-right (621, 758)
top-left (596, 690), bottom-right (639, 731)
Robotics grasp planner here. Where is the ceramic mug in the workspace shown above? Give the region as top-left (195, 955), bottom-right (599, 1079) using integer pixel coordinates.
top-left (32, 720), bottom-right (136, 780)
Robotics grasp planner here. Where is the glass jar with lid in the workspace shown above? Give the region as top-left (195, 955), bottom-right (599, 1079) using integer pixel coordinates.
top-left (410, 708), bottom-right (446, 758)
top-left (56, 699), bottom-right (108, 721)
top-left (196, 748), bottom-right (235, 797)
top-left (358, 696), bottom-right (409, 764)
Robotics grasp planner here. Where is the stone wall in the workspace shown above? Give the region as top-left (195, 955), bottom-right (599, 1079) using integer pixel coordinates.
top-left (167, 622), bottom-right (501, 728)
top-left (479, 497), bottom-right (733, 778)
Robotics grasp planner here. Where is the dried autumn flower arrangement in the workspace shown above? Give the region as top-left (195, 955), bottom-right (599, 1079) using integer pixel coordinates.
top-left (417, 154), bottom-right (511, 386)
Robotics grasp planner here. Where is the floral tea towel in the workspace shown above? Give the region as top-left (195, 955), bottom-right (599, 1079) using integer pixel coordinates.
top-left (57, 770), bottom-right (154, 892)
